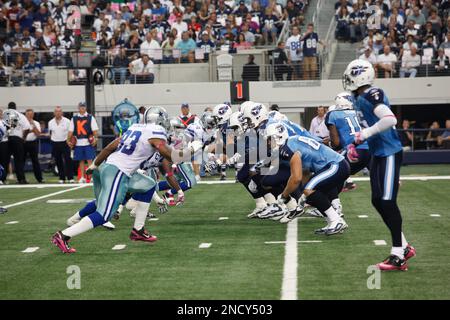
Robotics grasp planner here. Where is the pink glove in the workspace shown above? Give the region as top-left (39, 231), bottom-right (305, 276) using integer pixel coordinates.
top-left (176, 190), bottom-right (185, 206)
top-left (347, 144), bottom-right (359, 163)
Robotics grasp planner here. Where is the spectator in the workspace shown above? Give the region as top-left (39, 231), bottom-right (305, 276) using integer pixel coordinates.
top-left (234, 33), bottom-right (252, 50)
top-left (376, 45), bottom-right (397, 78)
top-left (140, 32), bottom-right (161, 59)
top-left (48, 106), bottom-right (73, 184)
top-left (426, 121), bottom-right (442, 149)
top-left (398, 119), bottom-right (414, 151)
top-left (400, 47), bottom-right (420, 78)
top-left (309, 106), bottom-right (329, 142)
top-left (273, 41), bottom-right (292, 81)
top-left (24, 54), bottom-right (45, 86)
top-left (240, 23), bottom-right (256, 45)
top-left (241, 54), bottom-right (260, 81)
top-left (129, 54), bottom-right (155, 84)
top-left (435, 48), bottom-right (449, 74)
top-left (11, 54), bottom-right (25, 86)
top-left (197, 31), bottom-right (216, 61)
top-left (7, 102), bottom-right (30, 184)
top-left (172, 12), bottom-right (188, 39)
top-left (439, 32), bottom-right (450, 51)
top-left (335, 6), bottom-right (350, 41)
top-left (359, 46), bottom-right (377, 65)
top-left (112, 48), bottom-right (129, 84)
top-left (262, 7), bottom-right (279, 45)
top-left (24, 109), bottom-right (43, 183)
top-left (234, 1), bottom-right (249, 17)
top-left (161, 34), bottom-right (178, 64)
top-left (286, 26), bottom-right (302, 80)
top-left (176, 31), bottom-right (196, 63)
top-left (349, 3), bottom-right (366, 43)
top-left (301, 23), bottom-right (325, 80)
top-left (401, 35), bottom-right (419, 57)
top-left (407, 6), bottom-right (426, 28)
top-left (67, 102), bottom-right (99, 184)
top-left (437, 120), bottom-right (450, 149)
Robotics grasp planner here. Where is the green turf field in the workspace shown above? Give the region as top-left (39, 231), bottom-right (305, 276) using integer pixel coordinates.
top-left (1, 165), bottom-right (450, 300)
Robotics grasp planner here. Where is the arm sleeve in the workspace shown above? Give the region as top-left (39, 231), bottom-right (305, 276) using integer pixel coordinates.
top-left (361, 104), bottom-right (397, 139)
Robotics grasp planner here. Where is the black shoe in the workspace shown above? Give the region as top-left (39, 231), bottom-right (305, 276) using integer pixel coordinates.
top-left (18, 180), bottom-right (29, 184)
top-left (0, 207), bottom-right (7, 214)
top-left (38, 180), bottom-right (44, 184)
top-left (220, 174), bottom-right (226, 181)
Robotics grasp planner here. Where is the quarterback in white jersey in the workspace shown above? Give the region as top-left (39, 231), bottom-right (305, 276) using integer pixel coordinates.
top-left (52, 115), bottom-right (203, 254)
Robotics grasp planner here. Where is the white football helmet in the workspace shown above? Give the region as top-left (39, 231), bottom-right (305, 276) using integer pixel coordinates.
top-left (212, 103), bottom-right (232, 127)
top-left (342, 59), bottom-right (375, 92)
top-left (144, 106), bottom-right (171, 130)
top-left (334, 91), bottom-right (354, 110)
top-left (265, 122), bottom-right (289, 147)
top-left (242, 102), bottom-right (268, 129)
top-left (2, 109), bottom-right (20, 130)
top-left (238, 100), bottom-right (255, 112)
top-left (199, 111), bottom-right (216, 130)
top-left (228, 111), bottom-right (246, 135)
top-left (268, 110), bottom-right (288, 121)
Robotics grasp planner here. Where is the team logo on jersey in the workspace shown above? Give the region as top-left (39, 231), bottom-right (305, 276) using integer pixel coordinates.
top-left (350, 65), bottom-right (368, 76)
top-left (251, 104), bottom-right (263, 116)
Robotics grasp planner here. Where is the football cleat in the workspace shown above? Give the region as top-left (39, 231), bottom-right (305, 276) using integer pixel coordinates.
top-left (247, 206), bottom-right (265, 218)
top-left (342, 181), bottom-right (357, 192)
top-left (376, 255), bottom-right (408, 271)
top-left (305, 207), bottom-right (323, 218)
top-left (147, 212), bottom-right (156, 219)
top-left (257, 204), bottom-right (287, 220)
top-left (0, 207), bottom-right (8, 214)
top-left (279, 208), bottom-right (304, 223)
top-left (129, 228), bottom-right (158, 242)
top-left (404, 244), bottom-right (416, 261)
top-left (102, 221), bottom-right (116, 230)
top-left (325, 219), bottom-right (348, 235)
top-left (51, 231), bottom-right (76, 254)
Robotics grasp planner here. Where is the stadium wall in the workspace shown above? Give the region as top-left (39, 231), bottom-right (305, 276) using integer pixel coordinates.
top-left (2, 77), bottom-right (450, 114)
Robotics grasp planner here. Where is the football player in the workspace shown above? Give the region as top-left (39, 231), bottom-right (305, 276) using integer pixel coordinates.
top-left (51, 109), bottom-right (203, 254)
top-left (343, 59), bottom-right (415, 270)
top-left (0, 117), bottom-right (8, 213)
top-left (265, 122), bottom-right (349, 235)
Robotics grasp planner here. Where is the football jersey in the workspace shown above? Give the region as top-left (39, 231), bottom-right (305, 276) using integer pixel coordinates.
top-left (140, 151), bottom-right (164, 171)
top-left (184, 123), bottom-right (216, 146)
top-left (354, 87), bottom-right (402, 157)
top-left (106, 123), bottom-right (167, 176)
top-left (280, 135), bottom-right (344, 173)
top-left (0, 122), bottom-right (6, 141)
top-left (325, 109), bottom-right (369, 150)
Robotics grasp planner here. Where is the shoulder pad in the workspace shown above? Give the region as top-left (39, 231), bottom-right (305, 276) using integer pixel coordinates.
top-left (365, 87), bottom-right (385, 106)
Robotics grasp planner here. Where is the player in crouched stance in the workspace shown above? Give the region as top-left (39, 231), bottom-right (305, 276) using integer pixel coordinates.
top-left (51, 109), bottom-right (202, 254)
top-left (265, 122), bottom-right (349, 235)
top-left (343, 59), bottom-right (416, 270)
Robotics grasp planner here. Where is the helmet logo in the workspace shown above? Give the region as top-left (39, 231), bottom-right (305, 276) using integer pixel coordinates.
top-left (251, 104), bottom-right (262, 116)
top-left (218, 105), bottom-right (229, 116)
top-left (350, 65), bottom-right (368, 76)
top-left (276, 124), bottom-right (285, 133)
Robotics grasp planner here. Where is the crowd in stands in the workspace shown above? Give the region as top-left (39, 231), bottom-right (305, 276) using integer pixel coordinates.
top-left (0, 0), bottom-right (310, 85)
top-left (335, 0), bottom-right (450, 77)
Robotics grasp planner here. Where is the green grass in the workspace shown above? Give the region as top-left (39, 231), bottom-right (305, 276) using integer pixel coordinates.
top-left (1, 165), bottom-right (450, 299)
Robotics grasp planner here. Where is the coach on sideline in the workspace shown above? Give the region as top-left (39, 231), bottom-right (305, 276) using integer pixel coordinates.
top-left (7, 102), bottom-right (31, 184)
top-left (48, 106), bottom-right (74, 184)
top-left (67, 102), bottom-right (99, 183)
top-left (24, 109), bottom-right (44, 183)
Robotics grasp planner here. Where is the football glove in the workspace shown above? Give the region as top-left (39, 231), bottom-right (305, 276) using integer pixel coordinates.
top-left (346, 144), bottom-right (359, 163)
top-left (354, 131), bottom-right (365, 145)
top-left (175, 190), bottom-right (185, 206)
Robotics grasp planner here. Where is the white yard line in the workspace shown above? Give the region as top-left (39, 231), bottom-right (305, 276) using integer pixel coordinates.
top-left (0, 175), bottom-right (449, 189)
top-left (281, 218), bottom-right (298, 300)
top-left (3, 185), bottom-right (88, 209)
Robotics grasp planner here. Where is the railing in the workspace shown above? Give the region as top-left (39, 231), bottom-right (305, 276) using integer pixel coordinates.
top-left (327, 60), bottom-right (450, 79)
top-left (397, 128), bottom-right (450, 152)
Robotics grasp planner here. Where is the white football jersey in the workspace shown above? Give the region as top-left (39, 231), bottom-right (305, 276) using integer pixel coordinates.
top-left (106, 123), bottom-right (167, 176)
top-left (184, 123), bottom-right (216, 145)
top-left (140, 151), bottom-right (164, 170)
top-left (0, 122), bottom-right (7, 141)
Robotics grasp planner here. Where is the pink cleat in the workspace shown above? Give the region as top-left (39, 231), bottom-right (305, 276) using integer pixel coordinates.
top-left (129, 228), bottom-right (158, 242)
top-left (404, 244), bottom-right (416, 261)
top-left (51, 231), bottom-right (76, 254)
top-left (376, 255), bottom-right (408, 271)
